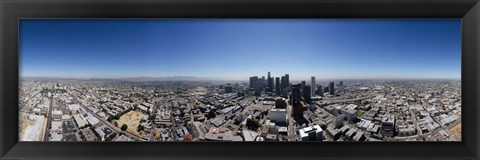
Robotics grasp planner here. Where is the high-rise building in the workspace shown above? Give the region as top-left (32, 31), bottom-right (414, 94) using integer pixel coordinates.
top-left (254, 85), bottom-right (261, 96)
top-left (281, 76), bottom-right (286, 89)
top-left (249, 76), bottom-right (261, 96)
top-left (339, 81), bottom-right (344, 86)
top-left (329, 82), bottom-right (335, 95)
top-left (285, 74), bottom-right (290, 87)
top-left (290, 84), bottom-right (302, 106)
top-left (267, 72), bottom-right (274, 92)
top-left (275, 77), bottom-right (280, 95)
top-left (249, 76), bottom-right (258, 88)
top-left (311, 76), bottom-right (316, 96)
top-left (261, 76), bottom-right (266, 88)
top-left (290, 84), bottom-right (304, 118)
top-left (316, 85), bottom-right (323, 96)
top-left (224, 84), bottom-right (233, 93)
top-left (301, 81), bottom-right (306, 90)
top-left (302, 85), bottom-right (311, 103)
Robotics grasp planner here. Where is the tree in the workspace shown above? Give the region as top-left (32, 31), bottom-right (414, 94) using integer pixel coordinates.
top-left (246, 119), bottom-right (260, 130)
top-left (109, 132), bottom-right (118, 139)
top-left (148, 114), bottom-right (156, 121)
top-left (107, 116), bottom-right (114, 122)
top-left (121, 124), bottom-right (128, 131)
top-left (207, 110), bottom-right (216, 119)
top-left (137, 125), bottom-right (145, 132)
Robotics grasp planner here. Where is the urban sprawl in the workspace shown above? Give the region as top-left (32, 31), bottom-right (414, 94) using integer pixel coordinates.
top-left (19, 72), bottom-right (461, 142)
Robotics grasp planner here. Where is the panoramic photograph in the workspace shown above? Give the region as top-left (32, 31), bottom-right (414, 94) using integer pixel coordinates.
top-left (19, 19), bottom-right (461, 142)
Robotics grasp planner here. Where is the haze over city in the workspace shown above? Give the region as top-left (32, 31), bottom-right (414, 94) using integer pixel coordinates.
top-left (20, 19), bottom-right (461, 80)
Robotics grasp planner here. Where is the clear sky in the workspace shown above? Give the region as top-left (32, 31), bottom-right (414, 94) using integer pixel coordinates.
top-left (20, 19), bottom-right (461, 80)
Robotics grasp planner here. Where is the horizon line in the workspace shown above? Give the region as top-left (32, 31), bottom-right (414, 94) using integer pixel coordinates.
top-left (20, 75), bottom-right (462, 81)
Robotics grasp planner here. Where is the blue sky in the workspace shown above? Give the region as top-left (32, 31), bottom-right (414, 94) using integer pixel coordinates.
top-left (20, 19), bottom-right (461, 80)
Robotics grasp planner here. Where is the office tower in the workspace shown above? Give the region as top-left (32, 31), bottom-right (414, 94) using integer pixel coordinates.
top-left (324, 86), bottom-right (329, 93)
top-left (289, 84), bottom-right (302, 106)
top-left (290, 84), bottom-right (305, 119)
top-left (250, 76), bottom-right (261, 96)
top-left (302, 85), bottom-right (311, 103)
top-left (275, 77), bottom-right (280, 95)
top-left (301, 81), bottom-right (306, 90)
top-left (224, 83), bottom-right (233, 93)
top-left (267, 72), bottom-right (274, 92)
top-left (311, 76), bottom-right (316, 96)
top-left (316, 85), bottom-right (323, 96)
top-left (280, 76), bottom-right (287, 93)
top-left (329, 82), bottom-right (335, 95)
top-left (339, 81), bottom-right (344, 86)
top-left (249, 76), bottom-right (258, 88)
top-left (285, 74), bottom-right (290, 87)
top-left (262, 76), bottom-right (266, 88)
top-left (254, 80), bottom-right (262, 96)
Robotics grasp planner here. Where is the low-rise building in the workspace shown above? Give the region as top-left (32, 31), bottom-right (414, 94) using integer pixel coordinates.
top-left (298, 125), bottom-right (323, 141)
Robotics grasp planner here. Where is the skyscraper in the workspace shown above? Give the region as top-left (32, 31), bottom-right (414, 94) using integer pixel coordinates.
top-left (311, 76), bottom-right (316, 96)
top-left (290, 84), bottom-right (305, 119)
top-left (317, 85), bottom-right (323, 96)
top-left (249, 76), bottom-right (258, 88)
top-left (290, 84), bottom-right (302, 106)
top-left (254, 81), bottom-right (262, 96)
top-left (329, 82), bottom-right (335, 95)
top-left (250, 76), bottom-right (261, 96)
top-left (285, 74), bottom-right (290, 87)
top-left (301, 81), bottom-right (306, 90)
top-left (275, 77), bottom-right (280, 95)
top-left (261, 76), bottom-right (266, 88)
top-left (281, 76), bottom-right (286, 93)
top-left (267, 72), bottom-right (274, 92)
top-left (302, 85), bottom-right (311, 103)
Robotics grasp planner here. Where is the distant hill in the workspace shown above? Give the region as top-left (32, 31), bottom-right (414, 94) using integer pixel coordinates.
top-left (23, 76), bottom-right (220, 82)
top-left (120, 76), bottom-right (213, 82)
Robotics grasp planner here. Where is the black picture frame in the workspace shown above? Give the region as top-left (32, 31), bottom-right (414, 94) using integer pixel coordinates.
top-left (1, 0), bottom-right (479, 160)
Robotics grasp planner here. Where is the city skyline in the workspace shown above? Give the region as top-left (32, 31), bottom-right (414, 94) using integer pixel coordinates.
top-left (20, 19), bottom-right (461, 80)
